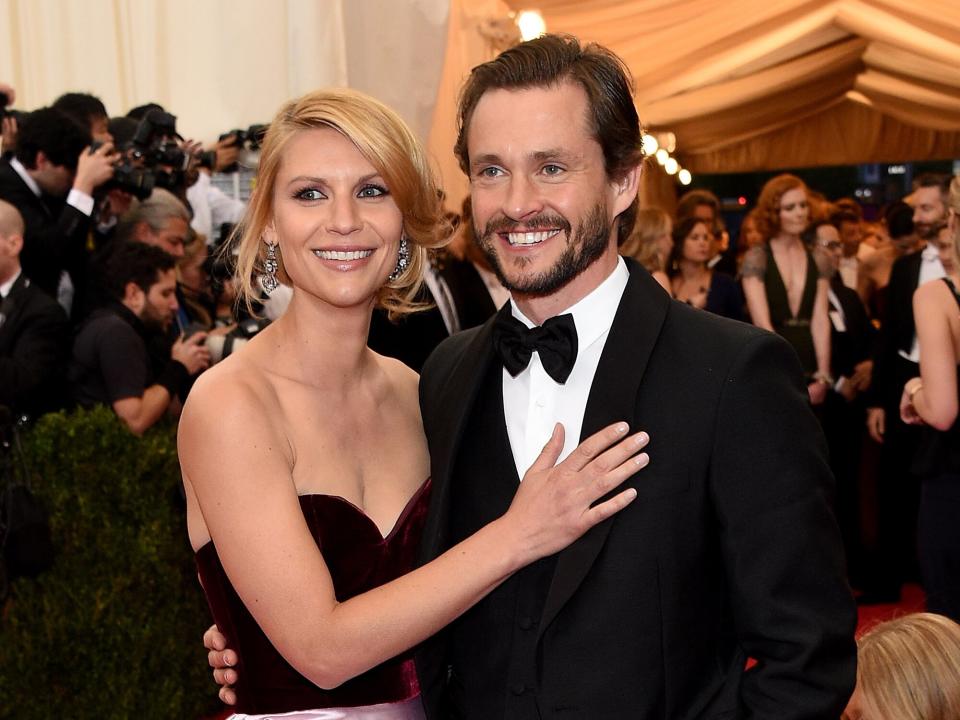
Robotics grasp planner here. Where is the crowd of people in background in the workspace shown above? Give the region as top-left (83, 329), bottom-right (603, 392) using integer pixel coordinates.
top-left (2, 76), bottom-right (960, 714)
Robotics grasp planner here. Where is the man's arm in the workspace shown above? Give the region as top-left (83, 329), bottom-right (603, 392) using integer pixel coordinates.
top-left (112, 333), bottom-right (210, 435)
top-left (711, 332), bottom-right (857, 718)
top-left (0, 298), bottom-right (68, 408)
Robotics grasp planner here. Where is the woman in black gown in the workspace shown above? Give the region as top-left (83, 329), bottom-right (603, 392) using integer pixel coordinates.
top-left (179, 89), bottom-right (647, 719)
top-left (741, 174), bottom-right (832, 406)
top-left (900, 175), bottom-right (960, 621)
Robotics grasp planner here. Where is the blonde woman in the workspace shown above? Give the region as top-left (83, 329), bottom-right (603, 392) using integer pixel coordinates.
top-left (900, 174), bottom-right (960, 621)
top-left (179, 89), bottom-right (645, 718)
top-left (620, 206), bottom-right (671, 290)
top-left (843, 613), bottom-right (960, 720)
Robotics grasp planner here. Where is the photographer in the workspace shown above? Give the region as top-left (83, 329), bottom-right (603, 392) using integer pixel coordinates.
top-left (0, 107), bottom-right (117, 313)
top-left (69, 242), bottom-right (210, 436)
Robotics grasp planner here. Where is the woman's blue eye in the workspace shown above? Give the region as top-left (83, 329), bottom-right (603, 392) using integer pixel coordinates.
top-left (358, 185), bottom-right (387, 198)
top-left (295, 188), bottom-right (324, 201)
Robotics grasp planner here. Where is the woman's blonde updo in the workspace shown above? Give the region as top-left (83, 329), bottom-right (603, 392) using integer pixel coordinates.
top-left (231, 88), bottom-right (447, 319)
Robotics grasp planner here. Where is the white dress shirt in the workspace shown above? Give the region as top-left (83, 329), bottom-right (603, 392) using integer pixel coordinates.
top-left (9, 158), bottom-right (94, 313)
top-left (503, 256), bottom-right (629, 479)
top-left (900, 243), bottom-right (945, 363)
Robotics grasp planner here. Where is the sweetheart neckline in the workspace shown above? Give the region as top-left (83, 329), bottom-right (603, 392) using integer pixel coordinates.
top-left (299, 477), bottom-right (432, 543)
top-left (194, 477), bottom-right (431, 555)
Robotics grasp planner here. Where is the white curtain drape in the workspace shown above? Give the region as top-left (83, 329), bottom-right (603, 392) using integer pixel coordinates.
top-left (0, 0), bottom-right (448, 146)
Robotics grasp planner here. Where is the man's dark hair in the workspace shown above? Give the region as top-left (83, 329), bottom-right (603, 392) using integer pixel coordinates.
top-left (801, 220), bottom-right (836, 248)
top-left (676, 189), bottom-right (722, 229)
top-left (108, 116), bottom-right (139, 147)
top-left (828, 208), bottom-right (860, 228)
top-left (454, 33), bottom-right (643, 244)
top-left (913, 173), bottom-right (951, 203)
top-left (52, 92), bottom-right (108, 133)
top-left (14, 107), bottom-right (91, 171)
top-left (884, 200), bottom-right (914, 240)
top-left (126, 103), bottom-right (165, 121)
top-left (101, 241), bottom-right (175, 301)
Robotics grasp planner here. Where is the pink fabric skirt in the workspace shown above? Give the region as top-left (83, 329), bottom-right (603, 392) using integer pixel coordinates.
top-left (228, 695), bottom-right (426, 720)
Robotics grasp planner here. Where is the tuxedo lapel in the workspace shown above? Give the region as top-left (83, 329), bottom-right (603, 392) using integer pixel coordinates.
top-left (539, 260), bottom-right (670, 637)
top-left (418, 311), bottom-right (501, 564)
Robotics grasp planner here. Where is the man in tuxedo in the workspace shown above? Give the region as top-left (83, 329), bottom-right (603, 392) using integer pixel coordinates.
top-left (208, 35), bottom-right (855, 718)
top-left (811, 221), bottom-right (875, 586)
top-left (862, 174), bottom-right (949, 602)
top-left (0, 107), bottom-right (116, 313)
top-left (414, 35), bottom-right (855, 718)
top-left (0, 199), bottom-right (69, 418)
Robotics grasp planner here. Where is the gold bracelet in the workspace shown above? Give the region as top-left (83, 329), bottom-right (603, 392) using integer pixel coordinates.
top-left (907, 380), bottom-right (923, 402)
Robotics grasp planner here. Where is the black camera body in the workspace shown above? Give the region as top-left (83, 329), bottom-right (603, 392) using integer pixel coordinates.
top-left (200, 123), bottom-right (269, 172)
top-left (97, 109), bottom-right (188, 199)
top-left (0, 91), bottom-right (27, 125)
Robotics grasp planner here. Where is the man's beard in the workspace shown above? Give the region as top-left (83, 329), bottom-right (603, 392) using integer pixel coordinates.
top-left (140, 302), bottom-right (172, 332)
top-left (915, 214), bottom-right (948, 240)
top-left (475, 202), bottom-right (611, 297)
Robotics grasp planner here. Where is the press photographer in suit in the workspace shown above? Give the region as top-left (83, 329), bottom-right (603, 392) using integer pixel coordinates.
top-left (0, 107), bottom-right (116, 312)
top-left (0, 199), bottom-right (69, 419)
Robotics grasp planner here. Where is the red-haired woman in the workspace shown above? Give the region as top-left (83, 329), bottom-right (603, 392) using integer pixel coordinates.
top-left (741, 174), bottom-right (832, 405)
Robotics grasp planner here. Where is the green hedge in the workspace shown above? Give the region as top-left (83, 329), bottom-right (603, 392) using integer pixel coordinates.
top-left (0, 407), bottom-right (219, 719)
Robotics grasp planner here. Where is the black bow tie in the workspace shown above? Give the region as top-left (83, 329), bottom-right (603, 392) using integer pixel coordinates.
top-left (492, 312), bottom-right (578, 384)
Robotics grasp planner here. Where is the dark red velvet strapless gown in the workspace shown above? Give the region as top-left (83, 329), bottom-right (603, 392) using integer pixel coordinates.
top-left (195, 479), bottom-right (431, 714)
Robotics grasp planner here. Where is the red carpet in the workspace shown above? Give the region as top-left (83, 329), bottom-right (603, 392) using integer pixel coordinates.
top-left (855, 583), bottom-right (926, 636)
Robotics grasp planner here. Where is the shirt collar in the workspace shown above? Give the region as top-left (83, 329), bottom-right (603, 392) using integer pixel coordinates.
top-left (0, 269), bottom-right (21, 298)
top-left (510, 255), bottom-right (629, 351)
top-left (922, 243), bottom-right (941, 262)
top-left (9, 157), bottom-right (42, 198)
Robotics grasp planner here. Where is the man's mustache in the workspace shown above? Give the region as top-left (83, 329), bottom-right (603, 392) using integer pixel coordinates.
top-left (479, 214), bottom-right (572, 239)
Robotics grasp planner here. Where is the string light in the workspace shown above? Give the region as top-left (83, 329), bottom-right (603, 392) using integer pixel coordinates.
top-left (678, 169), bottom-right (692, 185)
top-left (655, 149), bottom-right (669, 165)
top-left (641, 134), bottom-right (659, 155)
top-left (516, 10), bottom-right (546, 40)
top-left (664, 158), bottom-right (679, 175)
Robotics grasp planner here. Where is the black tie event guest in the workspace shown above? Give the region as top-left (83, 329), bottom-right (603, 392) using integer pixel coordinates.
top-left (899, 175), bottom-right (960, 621)
top-left (742, 174), bottom-right (833, 407)
top-left (811, 220), bottom-right (876, 587)
top-left (0, 199), bottom-right (69, 419)
top-left (668, 215), bottom-right (745, 321)
top-left (863, 174), bottom-right (950, 604)
top-left (69, 242), bottom-right (210, 435)
top-left (0, 107), bottom-right (116, 314)
top-left (209, 35), bottom-right (854, 719)
top-left (182, 88), bottom-right (646, 718)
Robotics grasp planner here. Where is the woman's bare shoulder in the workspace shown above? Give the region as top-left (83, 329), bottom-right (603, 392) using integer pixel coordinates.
top-left (180, 350), bottom-right (282, 452)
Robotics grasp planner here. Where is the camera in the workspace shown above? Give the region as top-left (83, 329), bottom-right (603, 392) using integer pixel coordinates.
top-left (96, 109), bottom-right (190, 200)
top-left (200, 124), bottom-right (268, 172)
top-left (0, 92), bottom-right (27, 125)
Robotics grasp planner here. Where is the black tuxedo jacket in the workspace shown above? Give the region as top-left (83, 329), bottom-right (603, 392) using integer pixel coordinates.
top-left (439, 257), bottom-right (498, 331)
top-left (870, 250), bottom-right (923, 409)
top-left (0, 159), bottom-right (91, 300)
top-left (0, 272), bottom-right (69, 417)
top-left (416, 260), bottom-right (856, 719)
top-left (830, 277), bottom-right (875, 380)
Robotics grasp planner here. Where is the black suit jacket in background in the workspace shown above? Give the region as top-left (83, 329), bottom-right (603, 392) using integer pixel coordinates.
top-left (870, 250), bottom-right (923, 409)
top-left (416, 259), bottom-right (856, 719)
top-left (830, 276), bottom-right (876, 380)
top-left (0, 273), bottom-right (69, 418)
top-left (0, 159), bottom-right (91, 302)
